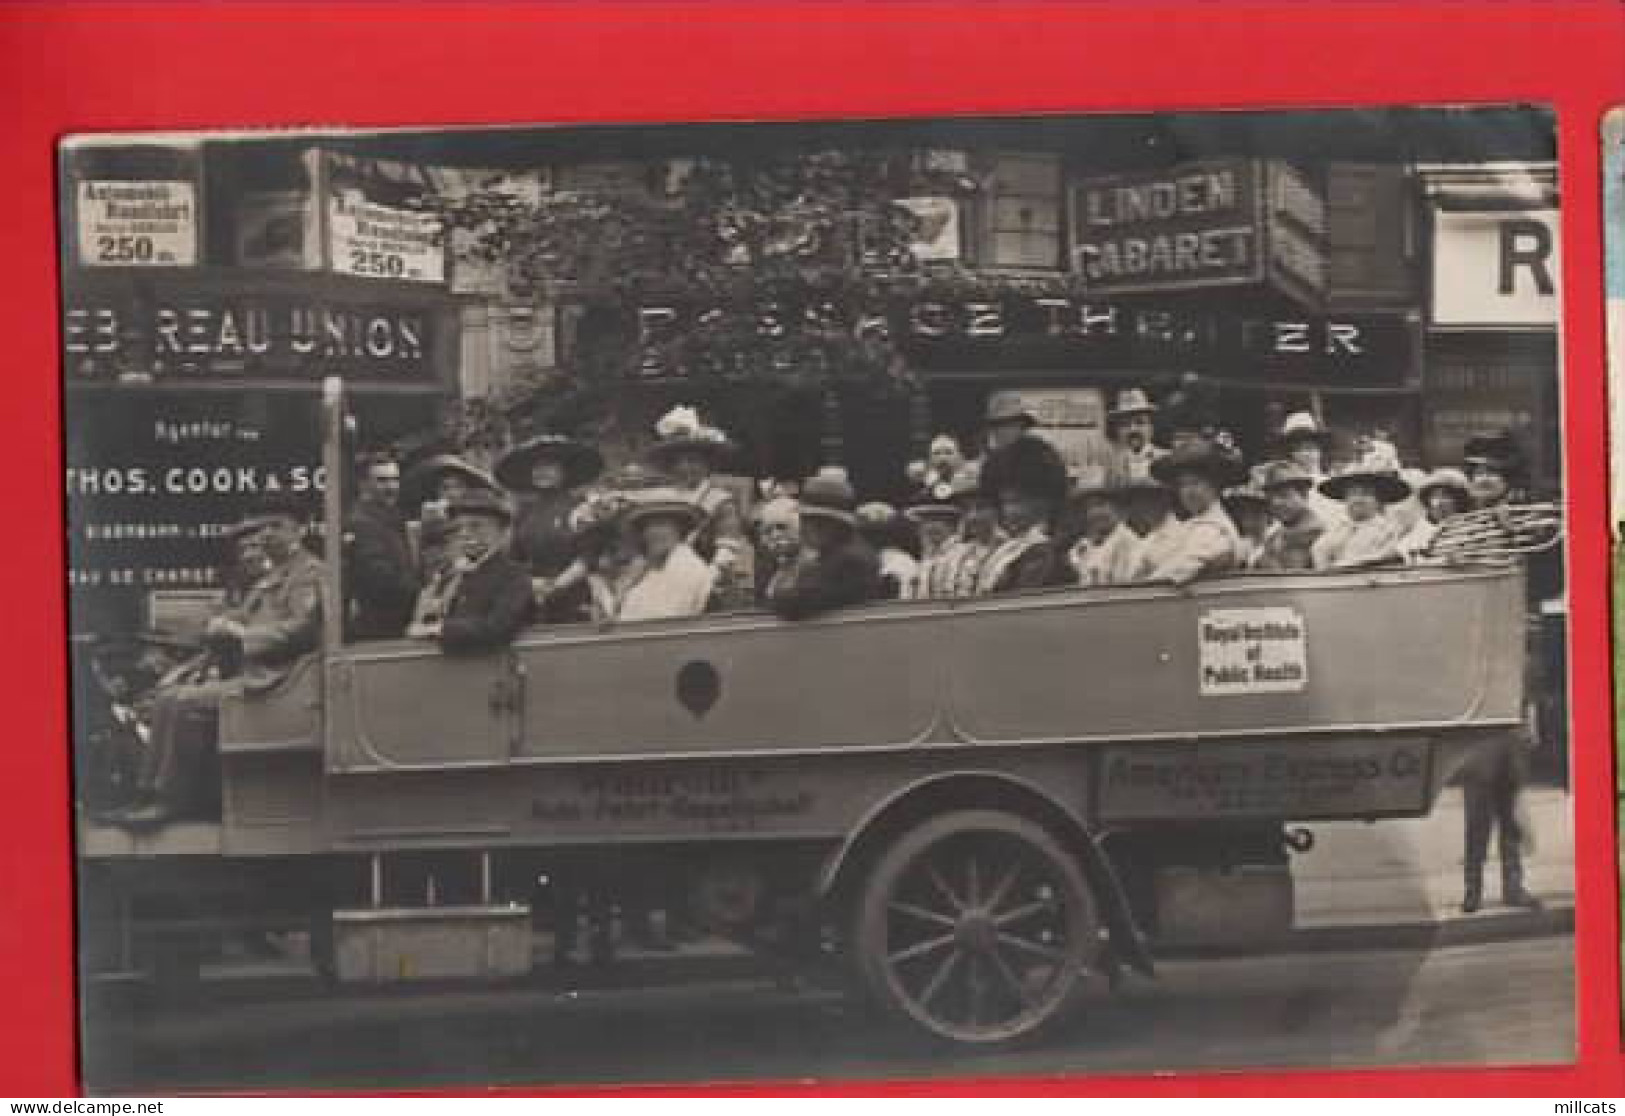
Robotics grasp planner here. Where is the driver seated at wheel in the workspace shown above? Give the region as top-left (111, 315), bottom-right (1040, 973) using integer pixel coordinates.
top-left (111, 493), bottom-right (324, 828)
top-left (407, 488), bottom-right (534, 652)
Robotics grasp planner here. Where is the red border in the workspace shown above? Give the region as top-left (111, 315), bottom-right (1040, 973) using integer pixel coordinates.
top-left (4, 2), bottom-right (1622, 1096)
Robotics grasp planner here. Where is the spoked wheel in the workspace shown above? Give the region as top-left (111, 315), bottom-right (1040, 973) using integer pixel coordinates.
top-left (851, 809), bottom-right (1099, 1046)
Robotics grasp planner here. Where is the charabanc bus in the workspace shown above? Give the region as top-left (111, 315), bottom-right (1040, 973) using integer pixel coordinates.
top-left (76, 379), bottom-right (1550, 1047)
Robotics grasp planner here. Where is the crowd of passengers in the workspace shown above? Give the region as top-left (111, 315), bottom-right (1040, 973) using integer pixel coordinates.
top-left (97, 386), bottom-right (1543, 828)
top-left (335, 387), bottom-right (1541, 649)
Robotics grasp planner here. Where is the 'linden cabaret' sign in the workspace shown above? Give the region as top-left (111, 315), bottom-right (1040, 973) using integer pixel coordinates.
top-left (1071, 159), bottom-right (1326, 306)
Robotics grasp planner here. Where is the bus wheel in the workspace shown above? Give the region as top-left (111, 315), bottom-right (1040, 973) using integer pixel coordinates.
top-left (851, 809), bottom-right (1098, 1046)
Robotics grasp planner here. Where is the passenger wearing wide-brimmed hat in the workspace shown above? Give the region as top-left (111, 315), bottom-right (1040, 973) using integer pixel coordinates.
top-left (612, 489), bottom-right (716, 623)
top-left (1104, 387), bottom-right (1168, 488)
top-left (768, 472), bottom-right (880, 620)
top-left (1398, 467), bottom-right (1471, 562)
top-left (1254, 460), bottom-right (1327, 573)
top-left (1065, 478), bottom-right (1150, 587)
top-left (1145, 446), bottom-right (1248, 585)
top-left (407, 488), bottom-right (534, 655)
top-left (643, 406), bottom-right (751, 601)
top-left (976, 420), bottom-right (1074, 594)
top-left (401, 452), bottom-right (500, 516)
top-left (1222, 477), bottom-right (1272, 571)
top-left (497, 433), bottom-right (604, 602)
top-left (1310, 465), bottom-right (1410, 571)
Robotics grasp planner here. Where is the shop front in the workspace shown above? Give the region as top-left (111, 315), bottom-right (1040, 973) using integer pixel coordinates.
top-left (63, 272), bottom-right (461, 639)
top-left (899, 293), bottom-right (1424, 480)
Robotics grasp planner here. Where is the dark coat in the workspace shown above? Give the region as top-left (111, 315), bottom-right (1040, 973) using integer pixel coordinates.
top-left (440, 551), bottom-right (534, 654)
top-left (511, 490), bottom-right (581, 578)
top-left (769, 533), bottom-right (881, 620)
top-left (345, 499), bottom-right (418, 639)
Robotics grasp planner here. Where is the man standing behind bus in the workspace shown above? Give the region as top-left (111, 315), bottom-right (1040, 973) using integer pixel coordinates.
top-left (344, 453), bottom-right (417, 640)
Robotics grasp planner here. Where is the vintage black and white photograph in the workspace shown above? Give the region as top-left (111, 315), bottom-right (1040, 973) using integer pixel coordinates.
top-left (64, 106), bottom-right (1573, 1092)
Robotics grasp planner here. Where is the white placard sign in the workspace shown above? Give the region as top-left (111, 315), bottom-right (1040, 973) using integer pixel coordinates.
top-left (1198, 607), bottom-right (1308, 696)
top-left (1430, 208), bottom-right (1560, 327)
top-left (76, 180), bottom-right (197, 267)
top-left (328, 189), bottom-right (445, 283)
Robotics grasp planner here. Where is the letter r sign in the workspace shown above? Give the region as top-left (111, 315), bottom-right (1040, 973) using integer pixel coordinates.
top-left (1498, 218), bottom-right (1555, 296)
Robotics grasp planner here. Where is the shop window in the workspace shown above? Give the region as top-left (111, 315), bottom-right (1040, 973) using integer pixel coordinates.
top-left (206, 141), bottom-right (323, 271)
top-left (1324, 163), bottom-right (1416, 309)
top-left (975, 153), bottom-right (1063, 272)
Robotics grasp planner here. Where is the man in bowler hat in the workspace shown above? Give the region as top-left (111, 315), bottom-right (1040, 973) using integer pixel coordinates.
top-left (768, 472), bottom-right (880, 620)
top-left (409, 489), bottom-right (535, 653)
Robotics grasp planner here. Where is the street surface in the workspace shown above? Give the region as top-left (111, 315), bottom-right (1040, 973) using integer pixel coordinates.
top-left (84, 935), bottom-right (1573, 1093)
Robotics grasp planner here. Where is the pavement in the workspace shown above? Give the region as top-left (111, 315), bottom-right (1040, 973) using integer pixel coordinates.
top-left (1287, 782), bottom-right (1574, 949)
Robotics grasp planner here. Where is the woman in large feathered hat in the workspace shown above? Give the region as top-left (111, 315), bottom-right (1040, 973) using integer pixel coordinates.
top-left (643, 406), bottom-right (751, 606)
